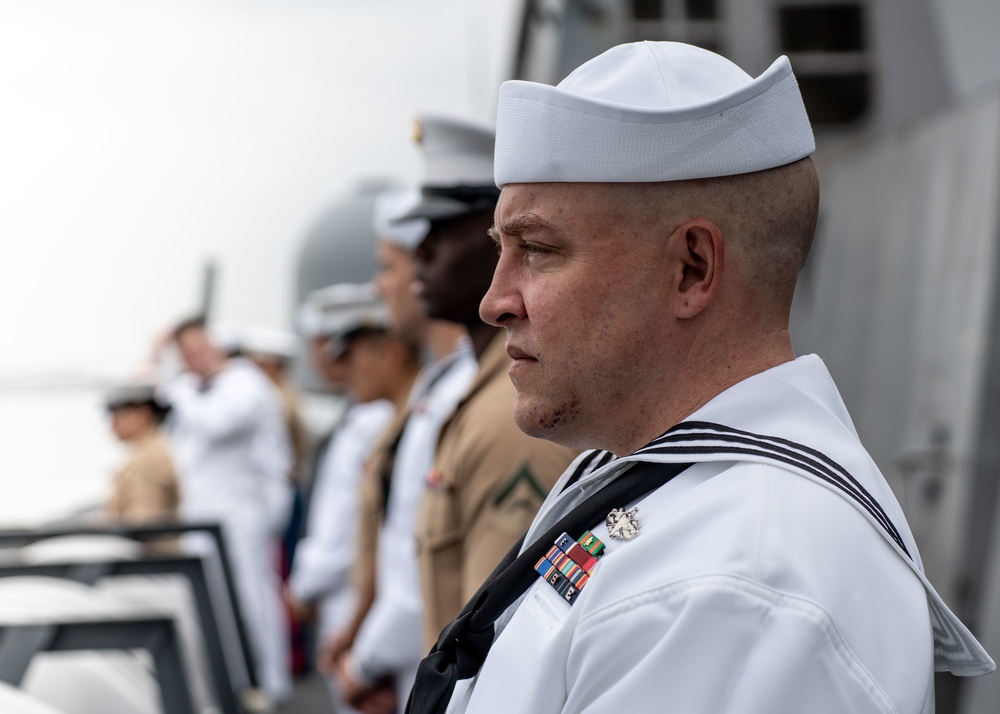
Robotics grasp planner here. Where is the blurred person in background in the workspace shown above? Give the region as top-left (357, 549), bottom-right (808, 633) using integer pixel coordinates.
top-left (404, 115), bottom-right (578, 649)
top-left (231, 324), bottom-right (313, 676)
top-left (159, 315), bottom-right (294, 705)
top-left (325, 188), bottom-right (477, 712)
top-left (238, 325), bottom-right (311, 487)
top-left (104, 380), bottom-right (179, 528)
top-left (285, 284), bottom-right (398, 714)
top-left (297, 287), bottom-right (359, 499)
top-left (287, 288), bottom-right (362, 675)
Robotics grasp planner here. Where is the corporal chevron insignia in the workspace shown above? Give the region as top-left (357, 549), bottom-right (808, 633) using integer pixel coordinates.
top-left (493, 463), bottom-right (546, 509)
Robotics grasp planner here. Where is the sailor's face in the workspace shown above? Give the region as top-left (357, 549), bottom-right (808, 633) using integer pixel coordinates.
top-left (413, 209), bottom-right (497, 326)
top-left (324, 350), bottom-right (350, 392)
top-left (375, 240), bottom-right (425, 337)
top-left (481, 183), bottom-right (673, 453)
top-left (343, 333), bottom-right (394, 404)
top-left (175, 327), bottom-right (221, 378)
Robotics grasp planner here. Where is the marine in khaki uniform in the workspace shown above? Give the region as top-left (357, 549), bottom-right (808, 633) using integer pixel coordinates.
top-left (419, 331), bottom-right (573, 645)
top-left (105, 382), bottom-right (180, 526)
top-left (403, 115), bottom-right (577, 647)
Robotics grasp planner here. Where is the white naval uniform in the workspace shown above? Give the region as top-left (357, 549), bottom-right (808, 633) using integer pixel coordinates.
top-left (289, 399), bottom-right (395, 637)
top-left (446, 355), bottom-right (994, 714)
top-left (352, 341), bottom-right (478, 704)
top-left (164, 357), bottom-right (294, 701)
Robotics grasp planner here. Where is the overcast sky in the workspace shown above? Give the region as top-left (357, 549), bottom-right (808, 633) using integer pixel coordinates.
top-left (0, 0), bottom-right (520, 378)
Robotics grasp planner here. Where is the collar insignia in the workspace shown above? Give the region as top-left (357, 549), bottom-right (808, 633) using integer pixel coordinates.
top-left (606, 506), bottom-right (640, 541)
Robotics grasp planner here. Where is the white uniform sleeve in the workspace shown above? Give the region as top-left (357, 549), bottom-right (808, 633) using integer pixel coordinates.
top-left (287, 444), bottom-right (358, 602)
top-left (288, 402), bottom-right (394, 603)
top-left (288, 536), bottom-right (353, 602)
top-left (564, 575), bottom-right (898, 714)
top-left (350, 554), bottom-right (424, 683)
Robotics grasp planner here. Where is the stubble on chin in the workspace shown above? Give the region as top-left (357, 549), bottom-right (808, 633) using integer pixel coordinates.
top-left (512, 392), bottom-right (582, 444)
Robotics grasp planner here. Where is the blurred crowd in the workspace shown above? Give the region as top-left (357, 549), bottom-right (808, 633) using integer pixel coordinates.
top-left (96, 114), bottom-right (578, 713)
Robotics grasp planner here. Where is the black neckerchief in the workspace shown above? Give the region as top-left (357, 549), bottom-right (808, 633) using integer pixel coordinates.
top-left (405, 458), bottom-right (693, 714)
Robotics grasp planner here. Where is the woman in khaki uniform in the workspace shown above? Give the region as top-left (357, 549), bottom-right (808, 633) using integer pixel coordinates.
top-left (106, 384), bottom-right (180, 525)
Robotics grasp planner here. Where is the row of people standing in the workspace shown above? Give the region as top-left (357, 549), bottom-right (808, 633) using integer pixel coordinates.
top-left (287, 281), bottom-right (410, 714)
top-left (287, 115), bottom-right (578, 712)
top-left (101, 111), bottom-right (578, 713)
top-left (69, 38), bottom-right (1000, 714)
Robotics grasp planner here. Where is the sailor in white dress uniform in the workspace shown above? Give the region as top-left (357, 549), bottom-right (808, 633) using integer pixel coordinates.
top-left (406, 41), bottom-right (995, 714)
top-left (163, 317), bottom-right (294, 702)
top-left (289, 398), bottom-right (393, 640)
top-left (448, 355), bottom-right (989, 714)
top-left (285, 284), bottom-right (396, 711)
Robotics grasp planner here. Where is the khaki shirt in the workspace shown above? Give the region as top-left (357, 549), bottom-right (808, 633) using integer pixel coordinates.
top-left (107, 432), bottom-right (180, 524)
top-left (353, 405), bottom-right (410, 594)
top-left (416, 332), bottom-right (577, 648)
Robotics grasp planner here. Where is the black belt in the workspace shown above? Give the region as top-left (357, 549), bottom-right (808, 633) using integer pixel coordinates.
top-left (405, 458), bottom-right (693, 714)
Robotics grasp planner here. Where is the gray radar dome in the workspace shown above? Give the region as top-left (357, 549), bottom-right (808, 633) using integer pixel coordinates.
top-left (294, 179), bottom-right (394, 306)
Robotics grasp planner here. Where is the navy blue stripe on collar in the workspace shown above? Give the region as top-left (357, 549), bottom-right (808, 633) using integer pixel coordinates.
top-left (643, 424), bottom-right (901, 547)
top-left (636, 422), bottom-right (910, 558)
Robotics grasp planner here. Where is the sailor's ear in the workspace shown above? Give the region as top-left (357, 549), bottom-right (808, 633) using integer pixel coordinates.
top-left (665, 218), bottom-right (723, 319)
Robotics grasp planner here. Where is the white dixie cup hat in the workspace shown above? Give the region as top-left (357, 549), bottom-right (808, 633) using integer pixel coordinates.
top-left (494, 41), bottom-right (815, 186)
